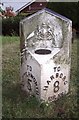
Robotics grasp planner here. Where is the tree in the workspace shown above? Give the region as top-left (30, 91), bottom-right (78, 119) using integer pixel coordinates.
top-left (47, 2), bottom-right (78, 28)
top-left (4, 6), bottom-right (16, 17)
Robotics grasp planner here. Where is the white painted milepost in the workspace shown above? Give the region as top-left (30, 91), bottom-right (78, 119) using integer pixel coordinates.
top-left (20, 8), bottom-right (72, 102)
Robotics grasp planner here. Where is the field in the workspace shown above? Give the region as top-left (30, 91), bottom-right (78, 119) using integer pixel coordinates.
top-left (2, 36), bottom-right (78, 118)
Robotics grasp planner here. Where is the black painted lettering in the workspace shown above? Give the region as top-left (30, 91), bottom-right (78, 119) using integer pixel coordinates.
top-left (26, 72), bottom-right (28, 76)
top-left (62, 76), bottom-right (66, 81)
top-left (28, 79), bottom-right (32, 82)
top-left (44, 86), bottom-right (48, 88)
top-left (60, 73), bottom-right (63, 78)
top-left (58, 92), bottom-right (64, 98)
top-left (61, 92), bottom-right (64, 96)
top-left (27, 72), bottom-right (31, 77)
top-left (53, 95), bottom-right (56, 100)
top-left (35, 82), bottom-right (37, 86)
top-left (58, 93), bottom-right (61, 97)
top-left (43, 86), bottom-right (48, 91)
top-left (22, 72), bottom-right (27, 79)
top-left (47, 80), bottom-right (51, 85)
top-left (20, 83), bottom-right (24, 87)
top-left (33, 77), bottom-right (36, 82)
top-left (48, 96), bottom-right (53, 101)
top-left (57, 66), bottom-right (61, 72)
top-left (64, 81), bottom-right (68, 85)
top-left (43, 88), bottom-right (47, 91)
top-left (33, 76), bottom-right (35, 80)
top-left (54, 67), bottom-right (57, 72)
top-left (31, 74), bottom-right (33, 79)
top-left (36, 86), bottom-right (38, 89)
top-left (27, 65), bottom-right (29, 70)
top-left (54, 66), bottom-right (61, 72)
top-left (58, 93), bottom-right (61, 98)
top-left (56, 73), bottom-right (59, 78)
top-left (30, 66), bottom-right (32, 71)
top-left (26, 71), bottom-right (39, 95)
top-left (54, 81), bottom-right (59, 93)
top-left (48, 95), bottom-right (56, 101)
top-left (50, 75), bottom-right (54, 80)
top-left (27, 79), bottom-right (32, 91)
top-left (36, 92), bottom-right (39, 95)
top-left (27, 65), bottom-right (32, 71)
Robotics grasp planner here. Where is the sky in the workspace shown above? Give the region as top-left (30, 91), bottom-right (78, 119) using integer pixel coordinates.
top-left (1, 0), bottom-right (78, 12)
top-left (0, 0), bottom-right (31, 12)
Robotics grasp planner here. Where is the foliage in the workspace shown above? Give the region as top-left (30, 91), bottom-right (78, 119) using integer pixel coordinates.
top-left (2, 16), bottom-right (25, 36)
top-left (2, 12), bottom-right (36, 36)
top-left (2, 2), bottom-right (79, 36)
top-left (2, 36), bottom-right (78, 118)
top-left (47, 2), bottom-right (79, 28)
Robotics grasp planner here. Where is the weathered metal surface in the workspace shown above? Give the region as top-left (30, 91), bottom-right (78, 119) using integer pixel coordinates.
top-left (20, 8), bottom-right (72, 102)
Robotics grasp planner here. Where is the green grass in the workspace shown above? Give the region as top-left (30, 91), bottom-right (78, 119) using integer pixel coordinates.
top-left (2, 36), bottom-right (78, 118)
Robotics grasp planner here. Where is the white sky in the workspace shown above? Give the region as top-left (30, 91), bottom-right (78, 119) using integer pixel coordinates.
top-left (1, 0), bottom-right (31, 11)
top-left (1, 0), bottom-right (78, 12)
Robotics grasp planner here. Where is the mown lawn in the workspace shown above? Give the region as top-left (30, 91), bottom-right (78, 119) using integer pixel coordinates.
top-left (2, 36), bottom-right (78, 118)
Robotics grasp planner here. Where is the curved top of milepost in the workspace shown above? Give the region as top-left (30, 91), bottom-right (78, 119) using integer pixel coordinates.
top-left (20, 8), bottom-right (72, 24)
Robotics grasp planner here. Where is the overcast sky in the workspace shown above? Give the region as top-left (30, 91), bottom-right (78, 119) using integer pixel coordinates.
top-left (1, 0), bottom-right (31, 11)
top-left (1, 0), bottom-right (78, 11)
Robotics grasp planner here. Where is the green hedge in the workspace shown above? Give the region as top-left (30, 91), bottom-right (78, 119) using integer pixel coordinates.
top-left (2, 3), bottom-right (79, 36)
top-left (2, 16), bottom-right (24, 36)
top-left (47, 2), bottom-right (78, 28)
top-left (2, 12), bottom-right (36, 36)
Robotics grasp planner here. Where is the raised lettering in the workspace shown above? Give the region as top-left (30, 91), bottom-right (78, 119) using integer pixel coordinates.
top-left (56, 73), bottom-right (59, 78)
top-left (64, 81), bottom-right (68, 85)
top-left (47, 80), bottom-right (51, 85)
top-left (50, 75), bottom-right (54, 80)
top-left (54, 81), bottom-right (59, 93)
top-left (27, 79), bottom-right (32, 91)
top-left (57, 66), bottom-right (61, 72)
top-left (27, 65), bottom-right (32, 71)
top-left (62, 76), bottom-right (66, 81)
top-left (60, 73), bottom-right (63, 78)
top-left (54, 67), bottom-right (57, 72)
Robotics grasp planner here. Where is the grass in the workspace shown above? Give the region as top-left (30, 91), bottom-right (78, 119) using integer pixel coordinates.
top-left (2, 36), bottom-right (78, 118)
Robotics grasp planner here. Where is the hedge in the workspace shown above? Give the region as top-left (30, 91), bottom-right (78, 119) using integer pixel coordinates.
top-left (2, 12), bottom-right (36, 36)
top-left (2, 16), bottom-right (24, 36)
top-left (2, 2), bottom-right (79, 36)
top-left (47, 2), bottom-right (79, 29)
